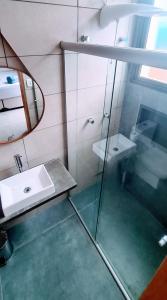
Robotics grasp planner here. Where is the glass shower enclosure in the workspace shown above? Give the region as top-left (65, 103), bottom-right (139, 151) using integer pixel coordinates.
top-left (62, 42), bottom-right (167, 300)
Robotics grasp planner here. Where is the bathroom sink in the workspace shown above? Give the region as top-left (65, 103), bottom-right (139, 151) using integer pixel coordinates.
top-left (0, 82), bottom-right (21, 99)
top-left (93, 133), bottom-right (136, 162)
top-left (0, 165), bottom-right (55, 217)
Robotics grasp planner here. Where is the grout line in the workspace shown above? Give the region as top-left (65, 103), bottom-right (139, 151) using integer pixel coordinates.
top-left (42, 83), bottom-right (109, 98)
top-left (6, 53), bottom-right (62, 58)
top-left (30, 122), bottom-right (66, 134)
top-left (6, 50), bottom-right (78, 59)
top-left (34, 121), bottom-right (67, 133)
top-left (10, 0), bottom-right (100, 10)
top-left (14, 211), bottom-right (76, 251)
top-left (10, 0), bottom-right (77, 8)
top-left (43, 91), bottom-right (65, 97)
top-left (77, 6), bottom-right (100, 10)
top-left (60, 83), bottom-right (108, 95)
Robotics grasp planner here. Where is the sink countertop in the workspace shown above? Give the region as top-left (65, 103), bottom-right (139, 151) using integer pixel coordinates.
top-left (0, 159), bottom-right (77, 225)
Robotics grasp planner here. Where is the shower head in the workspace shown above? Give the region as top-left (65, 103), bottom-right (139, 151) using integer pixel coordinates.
top-left (100, 3), bottom-right (167, 28)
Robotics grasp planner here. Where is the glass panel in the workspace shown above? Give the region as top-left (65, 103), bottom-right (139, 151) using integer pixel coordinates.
top-left (96, 60), bottom-right (167, 299)
top-left (64, 52), bottom-right (113, 238)
top-left (140, 66), bottom-right (167, 84)
top-left (140, 0), bottom-right (167, 83)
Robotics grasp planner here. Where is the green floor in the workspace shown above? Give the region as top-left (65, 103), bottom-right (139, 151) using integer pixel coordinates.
top-left (73, 182), bottom-right (167, 299)
top-left (0, 199), bottom-right (125, 300)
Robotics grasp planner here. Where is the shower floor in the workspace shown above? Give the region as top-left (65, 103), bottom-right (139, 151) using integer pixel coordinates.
top-left (73, 183), bottom-right (167, 299)
top-left (0, 199), bottom-right (124, 300)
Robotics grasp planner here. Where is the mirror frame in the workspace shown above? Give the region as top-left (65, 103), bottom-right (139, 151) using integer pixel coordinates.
top-left (0, 66), bottom-right (45, 145)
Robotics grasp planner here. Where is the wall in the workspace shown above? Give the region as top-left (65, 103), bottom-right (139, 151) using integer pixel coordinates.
top-left (120, 76), bottom-right (167, 138)
top-left (0, 0), bottom-right (132, 185)
top-left (64, 2), bottom-right (133, 191)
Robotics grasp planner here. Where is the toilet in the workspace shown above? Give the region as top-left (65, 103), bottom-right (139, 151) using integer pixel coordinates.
top-left (130, 120), bottom-right (167, 189)
top-left (130, 120), bottom-right (157, 142)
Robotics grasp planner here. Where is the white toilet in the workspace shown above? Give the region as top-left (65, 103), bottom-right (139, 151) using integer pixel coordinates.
top-left (130, 120), bottom-right (157, 142)
top-left (130, 120), bottom-right (167, 189)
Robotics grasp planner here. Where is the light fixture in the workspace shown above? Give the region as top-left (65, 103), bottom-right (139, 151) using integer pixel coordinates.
top-left (100, 3), bottom-right (167, 28)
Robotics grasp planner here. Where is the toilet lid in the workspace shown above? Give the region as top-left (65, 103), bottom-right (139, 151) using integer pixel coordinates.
top-left (138, 144), bottom-right (167, 179)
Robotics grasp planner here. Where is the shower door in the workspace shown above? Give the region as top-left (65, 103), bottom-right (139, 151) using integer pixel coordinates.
top-left (96, 60), bottom-right (167, 299)
top-left (64, 44), bottom-right (167, 299)
top-left (64, 51), bottom-right (114, 238)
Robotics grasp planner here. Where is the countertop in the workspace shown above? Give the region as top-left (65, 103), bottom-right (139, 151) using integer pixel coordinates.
top-left (0, 159), bottom-right (77, 225)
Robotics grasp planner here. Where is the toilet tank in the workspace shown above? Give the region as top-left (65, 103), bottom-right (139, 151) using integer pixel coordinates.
top-left (136, 120), bottom-right (157, 138)
top-left (130, 120), bottom-right (157, 142)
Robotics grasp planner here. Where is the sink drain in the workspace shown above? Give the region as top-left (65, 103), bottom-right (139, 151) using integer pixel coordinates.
top-left (24, 187), bottom-right (31, 193)
top-left (113, 147), bottom-right (119, 152)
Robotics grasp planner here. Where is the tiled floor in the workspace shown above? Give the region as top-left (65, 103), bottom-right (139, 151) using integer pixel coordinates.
top-left (0, 198), bottom-right (125, 300)
top-left (73, 183), bottom-right (167, 299)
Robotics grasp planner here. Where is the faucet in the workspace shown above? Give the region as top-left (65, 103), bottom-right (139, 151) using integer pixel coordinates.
top-left (14, 154), bottom-right (23, 173)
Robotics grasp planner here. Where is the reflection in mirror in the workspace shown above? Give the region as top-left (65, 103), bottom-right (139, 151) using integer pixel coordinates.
top-left (0, 67), bottom-right (44, 143)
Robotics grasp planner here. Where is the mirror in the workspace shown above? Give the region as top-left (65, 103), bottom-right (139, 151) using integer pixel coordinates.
top-left (0, 67), bottom-right (44, 143)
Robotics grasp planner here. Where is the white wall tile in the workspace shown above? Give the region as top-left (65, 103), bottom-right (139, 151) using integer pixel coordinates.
top-left (0, 140), bottom-right (27, 171)
top-left (35, 93), bottom-right (65, 131)
top-left (78, 8), bottom-right (116, 45)
top-left (0, 1), bottom-right (77, 56)
top-left (64, 53), bottom-right (78, 91)
top-left (0, 0), bottom-right (131, 179)
top-left (78, 54), bottom-right (108, 89)
top-left (0, 163), bottom-right (29, 181)
top-left (21, 55), bottom-right (63, 95)
top-left (24, 125), bottom-right (65, 166)
top-left (66, 90), bottom-right (77, 122)
top-left (75, 136), bottom-right (102, 190)
top-left (107, 0), bottom-right (133, 4)
top-left (66, 120), bottom-right (77, 180)
top-left (77, 85), bottom-right (105, 119)
top-left (0, 58), bottom-right (7, 67)
top-left (79, 0), bottom-right (133, 8)
top-left (79, 0), bottom-right (105, 8)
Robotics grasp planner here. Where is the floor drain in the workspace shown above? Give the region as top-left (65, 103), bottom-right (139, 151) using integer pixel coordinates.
top-left (24, 187), bottom-right (31, 193)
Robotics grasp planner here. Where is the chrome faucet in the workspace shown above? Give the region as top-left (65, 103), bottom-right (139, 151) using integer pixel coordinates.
top-left (14, 154), bottom-right (23, 173)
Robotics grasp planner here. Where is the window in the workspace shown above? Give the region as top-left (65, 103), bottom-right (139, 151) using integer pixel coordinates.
top-left (131, 0), bottom-right (167, 90)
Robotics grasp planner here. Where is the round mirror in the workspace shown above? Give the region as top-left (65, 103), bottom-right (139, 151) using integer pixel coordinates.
top-left (0, 67), bottom-right (45, 143)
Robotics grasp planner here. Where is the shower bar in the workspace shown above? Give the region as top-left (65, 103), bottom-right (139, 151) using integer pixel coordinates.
top-left (61, 41), bottom-right (167, 70)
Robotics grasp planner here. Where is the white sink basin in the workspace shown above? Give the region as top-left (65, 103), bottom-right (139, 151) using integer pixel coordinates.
top-left (0, 82), bottom-right (21, 99)
top-left (93, 134), bottom-right (136, 163)
top-left (0, 164), bottom-right (55, 217)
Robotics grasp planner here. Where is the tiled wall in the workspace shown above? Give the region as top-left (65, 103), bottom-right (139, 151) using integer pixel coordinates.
top-left (120, 79), bottom-right (167, 139)
top-left (63, 1), bottom-right (133, 190)
top-left (0, 0), bottom-right (132, 184)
